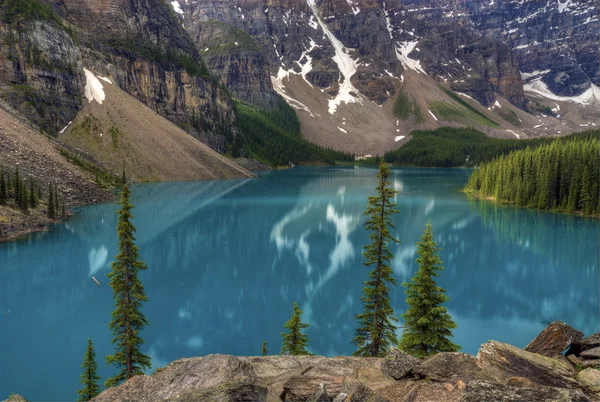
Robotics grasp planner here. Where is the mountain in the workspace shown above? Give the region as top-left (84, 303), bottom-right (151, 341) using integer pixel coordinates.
top-left (174, 0), bottom-right (600, 155)
top-left (58, 70), bottom-right (253, 181)
top-left (0, 0), bottom-right (598, 164)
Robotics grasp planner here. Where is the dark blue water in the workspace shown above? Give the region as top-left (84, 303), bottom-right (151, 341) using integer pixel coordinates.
top-left (0, 167), bottom-right (598, 401)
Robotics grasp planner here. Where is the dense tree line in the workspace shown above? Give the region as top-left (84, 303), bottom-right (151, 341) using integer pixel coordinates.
top-left (0, 166), bottom-right (66, 219)
top-left (233, 97), bottom-right (354, 166)
top-left (465, 133), bottom-right (599, 215)
top-left (384, 127), bottom-right (558, 167)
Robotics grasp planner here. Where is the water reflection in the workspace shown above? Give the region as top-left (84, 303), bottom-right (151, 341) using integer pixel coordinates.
top-left (0, 167), bottom-right (597, 401)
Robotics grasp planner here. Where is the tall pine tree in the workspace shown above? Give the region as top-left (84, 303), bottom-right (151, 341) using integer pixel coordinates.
top-left (77, 338), bottom-right (101, 401)
top-left (399, 221), bottom-right (460, 357)
top-left (105, 185), bottom-right (151, 387)
top-left (47, 183), bottom-right (55, 219)
top-left (353, 161), bottom-right (399, 357)
top-left (281, 302), bottom-right (311, 355)
top-left (0, 170), bottom-right (6, 204)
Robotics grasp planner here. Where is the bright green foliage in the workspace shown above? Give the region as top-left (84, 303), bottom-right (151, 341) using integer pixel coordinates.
top-left (281, 302), bottom-right (311, 355)
top-left (77, 338), bottom-right (101, 401)
top-left (105, 185), bottom-right (151, 387)
top-left (261, 341), bottom-right (268, 356)
top-left (353, 161), bottom-right (400, 357)
top-left (399, 222), bottom-right (460, 357)
top-left (465, 131), bottom-right (599, 216)
top-left (47, 183), bottom-right (55, 219)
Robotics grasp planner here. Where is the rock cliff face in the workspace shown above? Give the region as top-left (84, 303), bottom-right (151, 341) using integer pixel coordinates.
top-left (90, 322), bottom-right (599, 402)
top-left (177, 0), bottom-right (598, 108)
top-left (0, 17), bottom-right (84, 134)
top-left (48, 0), bottom-right (237, 151)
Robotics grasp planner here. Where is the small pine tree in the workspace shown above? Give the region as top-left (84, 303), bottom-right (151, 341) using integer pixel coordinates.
top-left (353, 161), bottom-right (399, 357)
top-left (121, 166), bottom-right (127, 186)
top-left (105, 185), bottom-right (151, 387)
top-left (37, 185), bottom-right (42, 200)
top-left (261, 341), bottom-right (268, 356)
top-left (47, 184), bottom-right (55, 219)
top-left (14, 166), bottom-right (20, 199)
top-left (61, 201), bottom-right (66, 217)
top-left (29, 179), bottom-right (36, 208)
top-left (399, 221), bottom-right (460, 357)
top-left (53, 184), bottom-right (59, 214)
top-left (281, 302), bottom-right (311, 355)
top-left (19, 181), bottom-right (28, 212)
top-left (0, 170), bottom-right (6, 204)
top-left (77, 338), bottom-right (101, 401)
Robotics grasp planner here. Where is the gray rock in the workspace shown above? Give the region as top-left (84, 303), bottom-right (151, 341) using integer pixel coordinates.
top-left (307, 384), bottom-right (332, 402)
top-left (581, 347), bottom-right (600, 359)
top-left (524, 321), bottom-right (584, 358)
top-left (576, 368), bottom-right (600, 393)
top-left (477, 341), bottom-right (579, 389)
top-left (339, 377), bottom-right (389, 402)
top-left (581, 360), bottom-right (600, 369)
top-left (412, 352), bottom-right (494, 384)
top-left (460, 380), bottom-right (590, 402)
top-left (332, 393), bottom-right (348, 402)
top-left (381, 347), bottom-right (418, 380)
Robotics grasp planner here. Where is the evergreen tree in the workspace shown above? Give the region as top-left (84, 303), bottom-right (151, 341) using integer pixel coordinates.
top-left (261, 341), bottom-right (268, 356)
top-left (29, 179), bottom-right (36, 208)
top-left (105, 185), bottom-right (151, 387)
top-left (121, 166), bottom-right (127, 186)
top-left (399, 221), bottom-right (460, 357)
top-left (353, 161), bottom-right (399, 357)
top-left (47, 183), bottom-right (55, 219)
top-left (61, 201), bottom-right (66, 217)
top-left (54, 184), bottom-right (59, 214)
top-left (0, 170), bottom-right (6, 204)
top-left (281, 302), bottom-right (311, 355)
top-left (19, 181), bottom-right (28, 212)
top-left (14, 166), bottom-right (20, 200)
top-left (77, 338), bottom-right (101, 401)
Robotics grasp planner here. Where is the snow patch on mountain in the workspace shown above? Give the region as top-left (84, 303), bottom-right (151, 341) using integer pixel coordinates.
top-left (395, 41), bottom-right (426, 74)
top-left (272, 68), bottom-right (315, 117)
top-left (524, 78), bottom-right (600, 105)
top-left (171, 1), bottom-right (183, 15)
top-left (83, 68), bottom-right (105, 105)
top-left (346, 0), bottom-right (360, 15)
top-left (307, 0), bottom-right (362, 114)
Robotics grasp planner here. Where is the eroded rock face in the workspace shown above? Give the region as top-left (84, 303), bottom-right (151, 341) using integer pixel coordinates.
top-left (524, 321), bottom-right (585, 358)
top-left (0, 20), bottom-right (84, 134)
top-left (50, 0), bottom-right (237, 151)
top-left (477, 341), bottom-right (579, 389)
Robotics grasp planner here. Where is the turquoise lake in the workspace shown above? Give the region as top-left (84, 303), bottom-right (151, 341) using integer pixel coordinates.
top-left (0, 167), bottom-right (598, 400)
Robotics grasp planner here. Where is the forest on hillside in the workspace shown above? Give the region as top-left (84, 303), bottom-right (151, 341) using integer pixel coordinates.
top-left (465, 131), bottom-right (600, 216)
top-left (383, 127), bottom-right (562, 167)
top-left (233, 97), bottom-right (354, 166)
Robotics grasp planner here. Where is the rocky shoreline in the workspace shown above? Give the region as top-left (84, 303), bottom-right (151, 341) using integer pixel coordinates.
top-left (10, 321), bottom-right (596, 402)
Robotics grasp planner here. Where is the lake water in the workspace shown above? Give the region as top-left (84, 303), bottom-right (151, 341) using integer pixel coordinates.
top-left (0, 167), bottom-right (598, 400)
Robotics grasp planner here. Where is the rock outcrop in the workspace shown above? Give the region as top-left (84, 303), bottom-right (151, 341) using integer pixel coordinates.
top-left (91, 324), bottom-right (600, 402)
top-left (525, 321), bottom-right (585, 358)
